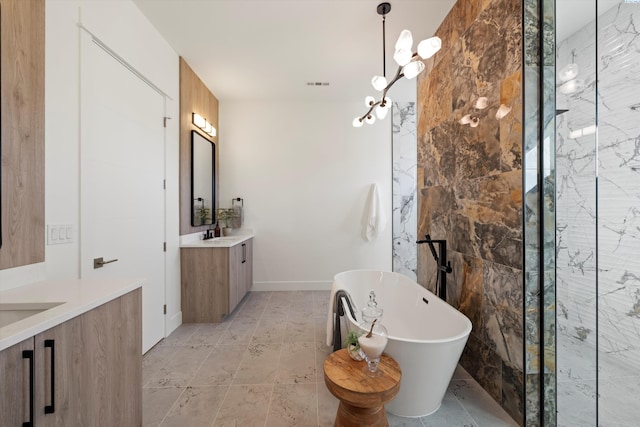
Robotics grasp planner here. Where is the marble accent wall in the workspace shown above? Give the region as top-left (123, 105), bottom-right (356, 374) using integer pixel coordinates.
top-left (416, 0), bottom-right (524, 423)
top-left (392, 102), bottom-right (417, 281)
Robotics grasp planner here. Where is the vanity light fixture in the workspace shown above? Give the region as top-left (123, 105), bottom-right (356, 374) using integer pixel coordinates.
top-left (352, 3), bottom-right (442, 127)
top-left (192, 112), bottom-right (217, 138)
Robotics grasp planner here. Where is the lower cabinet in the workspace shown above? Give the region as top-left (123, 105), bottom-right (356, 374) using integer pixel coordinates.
top-left (0, 288), bottom-right (142, 426)
top-left (181, 238), bottom-right (253, 322)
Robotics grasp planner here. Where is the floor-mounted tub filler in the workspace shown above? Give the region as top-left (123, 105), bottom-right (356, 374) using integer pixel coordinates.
top-left (327, 270), bottom-right (472, 417)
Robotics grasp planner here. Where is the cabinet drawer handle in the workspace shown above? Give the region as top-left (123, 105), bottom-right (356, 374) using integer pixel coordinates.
top-left (22, 350), bottom-right (34, 427)
top-left (242, 243), bottom-right (246, 263)
top-left (44, 339), bottom-right (56, 414)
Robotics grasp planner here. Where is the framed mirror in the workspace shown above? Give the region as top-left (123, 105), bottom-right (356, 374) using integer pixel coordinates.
top-left (191, 130), bottom-right (215, 226)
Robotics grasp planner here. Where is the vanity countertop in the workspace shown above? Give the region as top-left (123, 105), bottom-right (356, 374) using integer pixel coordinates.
top-left (0, 278), bottom-right (143, 351)
top-left (180, 234), bottom-right (254, 249)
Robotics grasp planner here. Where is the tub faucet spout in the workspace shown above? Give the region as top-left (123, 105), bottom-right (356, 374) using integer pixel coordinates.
top-left (416, 234), bottom-right (452, 301)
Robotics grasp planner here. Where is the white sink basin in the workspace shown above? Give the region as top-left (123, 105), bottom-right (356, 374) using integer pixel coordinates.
top-left (0, 302), bottom-right (65, 328)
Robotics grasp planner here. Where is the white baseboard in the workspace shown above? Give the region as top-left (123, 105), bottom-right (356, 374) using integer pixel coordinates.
top-left (165, 310), bottom-right (182, 337)
top-left (250, 281), bottom-right (332, 292)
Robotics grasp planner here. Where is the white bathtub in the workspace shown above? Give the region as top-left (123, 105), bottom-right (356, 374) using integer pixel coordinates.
top-left (330, 270), bottom-right (472, 417)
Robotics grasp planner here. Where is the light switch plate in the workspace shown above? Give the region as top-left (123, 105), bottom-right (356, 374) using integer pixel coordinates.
top-left (47, 224), bottom-right (74, 245)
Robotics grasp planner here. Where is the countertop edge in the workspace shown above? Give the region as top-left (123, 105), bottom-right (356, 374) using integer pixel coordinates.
top-left (179, 234), bottom-right (254, 248)
top-left (0, 279), bottom-right (143, 351)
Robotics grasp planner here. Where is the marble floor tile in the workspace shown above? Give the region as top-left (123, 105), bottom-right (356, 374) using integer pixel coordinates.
top-left (160, 385), bottom-right (228, 427)
top-left (449, 379), bottom-right (518, 426)
top-left (184, 323), bottom-right (228, 347)
top-left (233, 342), bottom-right (281, 384)
top-left (158, 323), bottom-right (201, 347)
top-left (387, 412), bottom-right (425, 427)
top-left (142, 387), bottom-right (184, 427)
top-left (190, 344), bottom-right (247, 386)
top-left (283, 318), bottom-right (315, 343)
top-left (142, 344), bottom-right (180, 386)
top-left (252, 318), bottom-right (287, 344)
top-left (313, 316), bottom-right (329, 344)
top-left (142, 291), bottom-right (520, 427)
top-left (317, 382), bottom-right (339, 427)
top-left (146, 345), bottom-right (213, 388)
top-left (420, 391), bottom-right (478, 427)
top-left (213, 384), bottom-right (272, 427)
top-left (219, 324), bottom-right (256, 345)
top-left (266, 383), bottom-right (318, 427)
top-left (276, 341), bottom-right (316, 384)
top-left (315, 341), bottom-right (333, 381)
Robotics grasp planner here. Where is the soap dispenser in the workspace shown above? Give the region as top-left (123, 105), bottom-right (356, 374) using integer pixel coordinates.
top-left (214, 221), bottom-right (221, 237)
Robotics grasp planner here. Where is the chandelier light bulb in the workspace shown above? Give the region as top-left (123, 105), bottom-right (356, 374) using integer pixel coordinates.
top-left (375, 100), bottom-right (391, 120)
top-left (496, 104), bottom-right (512, 120)
top-left (459, 114), bottom-right (472, 125)
top-left (470, 116), bottom-right (480, 128)
top-left (395, 29), bottom-right (413, 51)
top-left (558, 78), bottom-right (582, 94)
top-left (417, 36), bottom-right (442, 59)
top-left (365, 96), bottom-right (376, 107)
top-left (353, 117), bottom-right (364, 128)
top-left (474, 97), bottom-right (489, 109)
top-left (402, 61), bottom-right (425, 79)
top-left (365, 114), bottom-right (376, 124)
top-left (394, 48), bottom-right (413, 66)
top-left (558, 63), bottom-right (579, 82)
top-left (371, 75), bottom-right (388, 91)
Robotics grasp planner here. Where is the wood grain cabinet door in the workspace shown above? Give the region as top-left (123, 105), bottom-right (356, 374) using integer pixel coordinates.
top-left (34, 289), bottom-right (142, 426)
top-left (0, 338), bottom-right (35, 426)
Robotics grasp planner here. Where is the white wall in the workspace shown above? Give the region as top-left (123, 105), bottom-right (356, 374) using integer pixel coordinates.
top-left (1, 0), bottom-right (181, 335)
top-left (219, 100), bottom-right (393, 290)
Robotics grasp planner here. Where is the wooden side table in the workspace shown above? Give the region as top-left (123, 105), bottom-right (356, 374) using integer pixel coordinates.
top-left (323, 349), bottom-right (401, 427)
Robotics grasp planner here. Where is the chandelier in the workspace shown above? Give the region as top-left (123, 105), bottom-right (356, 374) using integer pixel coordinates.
top-left (353, 2), bottom-right (442, 127)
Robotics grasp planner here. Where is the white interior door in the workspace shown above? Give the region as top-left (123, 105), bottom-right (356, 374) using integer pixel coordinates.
top-left (80, 33), bottom-right (165, 353)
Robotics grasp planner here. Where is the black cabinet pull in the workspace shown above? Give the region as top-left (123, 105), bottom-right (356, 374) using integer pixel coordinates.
top-left (242, 243), bottom-right (246, 264)
top-left (22, 350), bottom-right (34, 427)
top-left (44, 339), bottom-right (56, 414)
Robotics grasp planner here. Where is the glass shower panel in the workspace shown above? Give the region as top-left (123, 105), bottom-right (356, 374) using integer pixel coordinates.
top-left (555, 1), bottom-right (598, 425)
top-left (596, 1), bottom-right (640, 424)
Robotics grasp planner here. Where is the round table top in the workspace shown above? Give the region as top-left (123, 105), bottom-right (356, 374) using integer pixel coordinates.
top-left (323, 349), bottom-right (401, 407)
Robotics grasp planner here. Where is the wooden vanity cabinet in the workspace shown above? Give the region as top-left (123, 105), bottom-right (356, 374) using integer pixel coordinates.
top-left (0, 337), bottom-right (34, 425)
top-left (0, 289), bottom-right (141, 426)
top-left (181, 237), bottom-right (253, 322)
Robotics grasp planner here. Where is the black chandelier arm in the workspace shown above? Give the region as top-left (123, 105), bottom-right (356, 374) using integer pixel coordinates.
top-left (356, 62), bottom-right (409, 123)
top-left (358, 100), bottom-right (384, 122)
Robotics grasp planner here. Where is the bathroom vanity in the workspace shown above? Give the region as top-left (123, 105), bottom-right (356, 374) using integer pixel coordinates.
top-left (0, 278), bottom-right (142, 426)
top-left (180, 235), bottom-right (253, 322)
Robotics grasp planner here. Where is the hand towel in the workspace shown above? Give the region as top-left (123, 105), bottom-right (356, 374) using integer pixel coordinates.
top-left (363, 183), bottom-right (386, 241)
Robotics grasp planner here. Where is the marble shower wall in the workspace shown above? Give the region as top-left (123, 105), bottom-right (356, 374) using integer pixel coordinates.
top-left (416, 0), bottom-right (524, 423)
top-left (555, 2), bottom-right (640, 425)
top-left (392, 102), bottom-right (418, 281)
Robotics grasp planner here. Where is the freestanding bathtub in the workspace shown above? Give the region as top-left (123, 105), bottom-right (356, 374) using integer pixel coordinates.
top-left (329, 270), bottom-right (472, 417)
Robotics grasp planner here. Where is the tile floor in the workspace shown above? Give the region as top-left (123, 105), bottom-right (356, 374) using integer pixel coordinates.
top-left (142, 290), bottom-right (518, 426)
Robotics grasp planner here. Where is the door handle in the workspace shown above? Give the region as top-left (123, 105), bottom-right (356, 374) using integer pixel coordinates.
top-left (93, 257), bottom-right (118, 269)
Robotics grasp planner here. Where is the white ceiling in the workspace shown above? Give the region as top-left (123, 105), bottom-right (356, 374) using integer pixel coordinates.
top-left (132, 0), bottom-right (457, 101)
